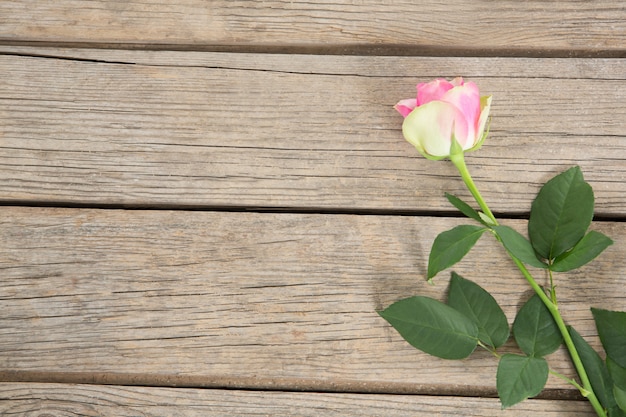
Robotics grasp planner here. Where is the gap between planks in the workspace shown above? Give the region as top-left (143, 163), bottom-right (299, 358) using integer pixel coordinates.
top-left (0, 201), bottom-right (622, 226)
top-left (1, 40), bottom-right (625, 59)
top-left (0, 382), bottom-right (598, 417)
top-left (0, 198), bottom-right (532, 222)
top-left (0, 370), bottom-right (502, 397)
top-left (0, 370), bottom-right (582, 401)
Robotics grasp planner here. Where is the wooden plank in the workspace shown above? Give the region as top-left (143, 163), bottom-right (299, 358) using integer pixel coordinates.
top-left (1, 207), bottom-right (624, 395)
top-left (1, 48), bottom-right (625, 215)
top-left (0, 383), bottom-right (598, 416)
top-left (0, 1), bottom-right (624, 56)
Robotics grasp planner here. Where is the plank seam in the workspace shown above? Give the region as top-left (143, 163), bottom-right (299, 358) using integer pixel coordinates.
top-left (1, 201), bottom-right (624, 222)
top-left (2, 49), bottom-right (626, 81)
top-left (0, 370), bottom-right (585, 401)
top-left (1, 40), bottom-right (624, 59)
top-left (0, 200), bottom-right (525, 219)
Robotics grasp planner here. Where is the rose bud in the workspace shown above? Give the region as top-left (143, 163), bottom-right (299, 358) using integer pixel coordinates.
top-left (395, 77), bottom-right (492, 160)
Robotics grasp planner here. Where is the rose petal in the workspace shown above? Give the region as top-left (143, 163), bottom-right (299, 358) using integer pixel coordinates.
top-left (440, 82), bottom-right (481, 146)
top-left (394, 98), bottom-right (418, 118)
top-left (450, 77), bottom-right (465, 87)
top-left (402, 101), bottom-right (468, 158)
top-left (473, 95), bottom-right (493, 149)
top-left (416, 79), bottom-right (456, 106)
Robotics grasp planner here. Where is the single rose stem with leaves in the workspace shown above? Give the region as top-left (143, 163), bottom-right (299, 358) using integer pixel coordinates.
top-left (450, 148), bottom-right (602, 405)
top-left (380, 78), bottom-right (626, 416)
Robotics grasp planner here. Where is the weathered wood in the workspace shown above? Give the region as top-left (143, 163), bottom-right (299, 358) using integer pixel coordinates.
top-left (1, 48), bottom-right (624, 215)
top-left (2, 2), bottom-right (623, 414)
top-left (0, 383), bottom-right (599, 416)
top-left (0, 1), bottom-right (624, 56)
top-left (1, 207), bottom-right (624, 395)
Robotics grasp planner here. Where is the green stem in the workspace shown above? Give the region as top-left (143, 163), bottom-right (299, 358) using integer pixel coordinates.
top-left (478, 340), bottom-right (501, 359)
top-left (512, 260), bottom-right (605, 417)
top-left (549, 369), bottom-right (587, 394)
top-left (450, 154), bottom-right (607, 417)
top-left (548, 268), bottom-right (557, 304)
top-left (449, 151), bottom-right (498, 226)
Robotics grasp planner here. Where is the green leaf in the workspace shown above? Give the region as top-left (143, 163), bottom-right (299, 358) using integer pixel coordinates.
top-left (528, 166), bottom-right (594, 260)
top-left (550, 231), bottom-right (613, 272)
top-left (497, 354), bottom-right (549, 409)
top-left (610, 401), bottom-right (626, 417)
top-left (592, 308), bottom-right (626, 368)
top-left (379, 296), bottom-right (479, 360)
top-left (610, 405), bottom-right (626, 417)
top-left (478, 211), bottom-right (496, 226)
top-left (445, 193), bottom-right (486, 225)
top-left (615, 385), bottom-right (626, 413)
top-left (608, 357), bottom-right (626, 391)
top-left (569, 326), bottom-right (619, 413)
top-left (513, 294), bottom-right (562, 357)
top-left (448, 272), bottom-right (510, 348)
top-left (608, 359), bottom-right (626, 415)
top-left (493, 225), bottom-right (547, 269)
top-left (428, 225), bottom-right (487, 279)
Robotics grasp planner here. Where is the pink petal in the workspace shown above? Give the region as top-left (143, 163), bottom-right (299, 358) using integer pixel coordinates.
top-left (453, 115), bottom-right (473, 149)
top-left (394, 98), bottom-right (417, 117)
top-left (416, 79), bottom-right (456, 106)
top-left (440, 82), bottom-right (481, 146)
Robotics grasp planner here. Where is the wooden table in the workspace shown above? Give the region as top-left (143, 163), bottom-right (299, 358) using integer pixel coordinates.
top-left (1, 2), bottom-right (624, 415)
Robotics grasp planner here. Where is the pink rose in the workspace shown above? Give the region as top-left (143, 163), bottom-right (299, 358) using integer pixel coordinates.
top-left (394, 77), bottom-right (492, 160)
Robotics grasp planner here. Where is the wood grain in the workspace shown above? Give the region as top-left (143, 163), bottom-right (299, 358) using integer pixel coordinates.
top-left (0, 383), bottom-right (599, 416)
top-left (1, 207), bottom-right (624, 395)
top-left (1, 48), bottom-right (624, 215)
top-left (3, 1), bottom-right (624, 413)
top-left (0, 1), bottom-right (624, 56)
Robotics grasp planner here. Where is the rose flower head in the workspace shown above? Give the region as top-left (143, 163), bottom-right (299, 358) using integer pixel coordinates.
top-left (395, 77), bottom-right (492, 160)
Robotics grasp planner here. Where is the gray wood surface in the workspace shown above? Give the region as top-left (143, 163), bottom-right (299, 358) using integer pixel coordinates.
top-left (0, 1), bottom-right (624, 56)
top-left (1, 207), bottom-right (623, 396)
top-left (0, 383), bottom-right (598, 416)
top-left (1, 48), bottom-right (624, 215)
top-left (2, 1), bottom-right (625, 414)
